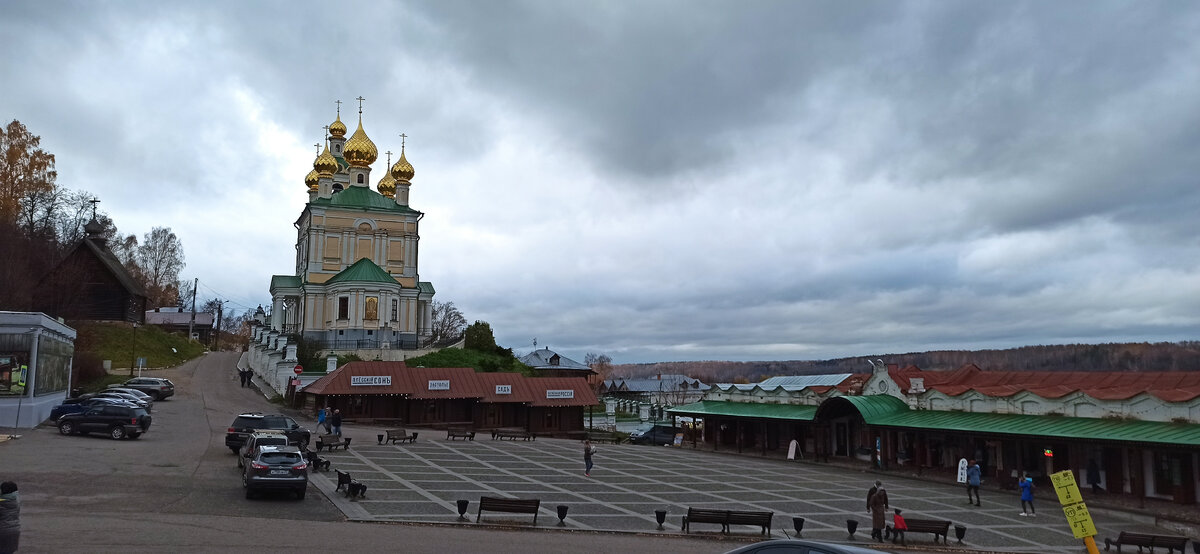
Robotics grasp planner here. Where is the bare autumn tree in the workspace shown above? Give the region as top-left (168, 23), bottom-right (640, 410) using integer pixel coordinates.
top-left (0, 119), bottom-right (57, 227)
top-left (585, 352), bottom-right (614, 381)
top-left (429, 300), bottom-right (467, 343)
top-left (136, 226), bottom-right (185, 307)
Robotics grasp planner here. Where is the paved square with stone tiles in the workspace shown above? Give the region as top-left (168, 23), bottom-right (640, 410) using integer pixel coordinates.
top-left (310, 435), bottom-right (1150, 553)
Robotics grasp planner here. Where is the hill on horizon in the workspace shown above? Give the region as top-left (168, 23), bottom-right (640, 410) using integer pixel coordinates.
top-left (609, 341), bottom-right (1200, 384)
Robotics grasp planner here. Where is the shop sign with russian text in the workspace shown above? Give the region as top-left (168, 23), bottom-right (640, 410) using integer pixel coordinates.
top-left (351, 376), bottom-right (391, 386)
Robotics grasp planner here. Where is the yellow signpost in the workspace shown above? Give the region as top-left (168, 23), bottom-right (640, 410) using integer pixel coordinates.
top-left (1051, 470), bottom-right (1099, 554)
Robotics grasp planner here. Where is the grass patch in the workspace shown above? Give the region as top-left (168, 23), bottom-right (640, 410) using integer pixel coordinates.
top-left (73, 321), bottom-right (205, 371)
top-left (406, 347), bottom-right (533, 375)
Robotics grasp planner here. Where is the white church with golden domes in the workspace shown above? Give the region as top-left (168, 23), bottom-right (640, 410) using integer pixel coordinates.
top-left (267, 100), bottom-right (434, 350)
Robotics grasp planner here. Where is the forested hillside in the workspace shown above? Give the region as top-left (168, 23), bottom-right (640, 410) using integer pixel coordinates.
top-left (611, 341), bottom-right (1200, 384)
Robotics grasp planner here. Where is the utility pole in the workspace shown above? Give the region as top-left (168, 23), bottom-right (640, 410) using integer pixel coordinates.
top-left (188, 277), bottom-right (198, 341)
top-left (214, 300), bottom-right (224, 351)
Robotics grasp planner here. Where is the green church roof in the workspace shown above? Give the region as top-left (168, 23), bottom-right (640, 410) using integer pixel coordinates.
top-left (871, 409), bottom-right (1200, 446)
top-left (309, 185), bottom-right (419, 213)
top-left (270, 275), bottom-right (302, 290)
top-left (325, 258), bottom-right (399, 285)
top-left (418, 281), bottom-right (435, 295)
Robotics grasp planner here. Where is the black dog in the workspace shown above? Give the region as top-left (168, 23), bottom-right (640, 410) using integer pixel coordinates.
top-left (346, 481), bottom-right (367, 499)
top-left (303, 449), bottom-right (330, 472)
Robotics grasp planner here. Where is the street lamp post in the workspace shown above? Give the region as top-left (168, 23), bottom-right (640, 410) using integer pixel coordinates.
top-left (130, 323), bottom-right (138, 377)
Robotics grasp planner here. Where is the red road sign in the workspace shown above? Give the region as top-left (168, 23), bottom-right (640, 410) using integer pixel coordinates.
top-left (294, 365), bottom-right (303, 375)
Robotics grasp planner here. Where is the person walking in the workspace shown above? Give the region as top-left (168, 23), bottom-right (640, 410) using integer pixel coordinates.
top-left (966, 459), bottom-right (982, 506)
top-left (868, 483), bottom-right (889, 542)
top-left (330, 409), bottom-right (343, 436)
top-left (583, 440), bottom-right (596, 477)
top-left (317, 407), bottom-right (327, 434)
top-left (1019, 473), bottom-right (1036, 516)
top-left (0, 481), bottom-right (20, 554)
top-left (1087, 459), bottom-right (1103, 493)
top-left (866, 480), bottom-right (884, 511)
top-left (890, 508), bottom-right (908, 545)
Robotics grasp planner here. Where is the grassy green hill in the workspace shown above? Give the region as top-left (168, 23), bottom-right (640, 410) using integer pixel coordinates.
top-left (406, 347), bottom-right (533, 375)
top-left (73, 321), bottom-right (205, 372)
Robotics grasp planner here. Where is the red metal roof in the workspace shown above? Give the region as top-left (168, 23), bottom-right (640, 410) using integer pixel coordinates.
top-left (525, 377), bottom-right (598, 407)
top-left (890, 363), bottom-right (1200, 402)
top-left (398, 367), bottom-right (486, 399)
top-left (474, 372), bottom-right (536, 403)
top-left (302, 361), bottom-right (411, 396)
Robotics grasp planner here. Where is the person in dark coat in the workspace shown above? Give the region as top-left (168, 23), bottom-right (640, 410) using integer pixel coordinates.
top-left (1087, 459), bottom-right (1103, 493)
top-left (866, 480), bottom-right (883, 511)
top-left (868, 484), bottom-right (889, 542)
top-left (330, 409), bottom-right (343, 436)
top-left (0, 481), bottom-right (19, 554)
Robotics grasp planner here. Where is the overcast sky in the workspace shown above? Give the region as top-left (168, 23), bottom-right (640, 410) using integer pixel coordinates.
top-left (4, 1), bottom-right (1199, 363)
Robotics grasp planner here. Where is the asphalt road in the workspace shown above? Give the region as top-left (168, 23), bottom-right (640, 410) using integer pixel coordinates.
top-left (3, 352), bottom-right (737, 553)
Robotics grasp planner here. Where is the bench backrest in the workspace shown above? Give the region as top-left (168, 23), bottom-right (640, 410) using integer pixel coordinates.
top-left (1117, 532), bottom-right (1157, 544)
top-left (479, 496), bottom-right (540, 512)
top-left (387, 429), bottom-right (408, 436)
top-left (726, 511), bottom-right (773, 524)
top-left (904, 518), bottom-right (951, 531)
top-left (336, 470), bottom-right (352, 486)
top-left (686, 508), bottom-right (729, 522)
top-left (1154, 536), bottom-right (1189, 548)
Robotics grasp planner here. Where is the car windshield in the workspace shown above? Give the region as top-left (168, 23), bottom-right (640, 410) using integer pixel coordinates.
top-left (260, 452), bottom-right (301, 464)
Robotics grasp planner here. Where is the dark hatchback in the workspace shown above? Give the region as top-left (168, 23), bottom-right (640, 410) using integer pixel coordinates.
top-left (628, 424), bottom-right (682, 445)
top-left (57, 404), bottom-right (152, 440)
top-left (242, 445), bottom-right (308, 499)
top-left (117, 377), bottom-right (175, 400)
top-left (225, 412), bottom-right (311, 453)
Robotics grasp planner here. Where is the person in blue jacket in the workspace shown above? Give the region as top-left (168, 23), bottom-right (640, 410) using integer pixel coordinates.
top-left (1019, 473), bottom-right (1036, 516)
top-left (966, 459), bottom-right (981, 506)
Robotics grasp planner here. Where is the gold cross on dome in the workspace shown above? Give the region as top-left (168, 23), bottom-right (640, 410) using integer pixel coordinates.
top-left (314, 143), bottom-right (320, 155)
top-left (356, 96), bottom-right (365, 114)
top-left (385, 150), bottom-right (393, 166)
top-left (322, 124), bottom-right (330, 139)
top-left (399, 133), bottom-right (407, 149)
top-left (334, 99), bottom-right (342, 116)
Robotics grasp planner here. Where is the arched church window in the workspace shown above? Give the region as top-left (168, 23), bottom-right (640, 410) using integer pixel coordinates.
top-left (338, 297), bottom-right (349, 319)
top-left (357, 174), bottom-right (364, 184)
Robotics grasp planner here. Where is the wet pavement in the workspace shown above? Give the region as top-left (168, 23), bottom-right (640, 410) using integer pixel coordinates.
top-left (306, 429), bottom-right (1170, 553)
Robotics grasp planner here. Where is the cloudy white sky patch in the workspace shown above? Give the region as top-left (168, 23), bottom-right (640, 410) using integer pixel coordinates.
top-left (3, 1), bottom-right (1199, 363)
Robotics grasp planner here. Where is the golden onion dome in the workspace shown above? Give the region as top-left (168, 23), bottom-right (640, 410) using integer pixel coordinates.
top-left (329, 113), bottom-right (347, 138)
top-left (376, 170), bottom-right (396, 198)
top-left (343, 117), bottom-right (378, 167)
top-left (304, 168), bottom-right (320, 191)
top-left (314, 143), bottom-right (339, 176)
top-left (390, 147), bottom-right (415, 183)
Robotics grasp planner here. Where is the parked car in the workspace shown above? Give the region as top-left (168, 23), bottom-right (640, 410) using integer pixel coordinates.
top-left (237, 430), bottom-right (291, 468)
top-left (225, 412), bottom-right (311, 454)
top-left (84, 391), bottom-right (152, 411)
top-left (105, 387), bottom-right (154, 402)
top-left (628, 424), bottom-right (682, 445)
top-left (114, 377), bottom-right (175, 400)
top-left (48, 397), bottom-right (136, 422)
top-left (242, 445), bottom-right (308, 499)
top-left (724, 539), bottom-right (887, 553)
top-left (57, 404), bottom-right (152, 440)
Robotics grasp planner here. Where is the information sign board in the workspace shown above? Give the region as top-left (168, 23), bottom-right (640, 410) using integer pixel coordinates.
top-left (1051, 470), bottom-right (1084, 506)
top-left (1062, 503), bottom-right (1098, 539)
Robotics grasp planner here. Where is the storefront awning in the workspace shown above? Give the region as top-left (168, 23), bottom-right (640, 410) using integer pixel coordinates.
top-left (870, 409), bottom-right (1200, 446)
top-left (667, 400), bottom-right (818, 421)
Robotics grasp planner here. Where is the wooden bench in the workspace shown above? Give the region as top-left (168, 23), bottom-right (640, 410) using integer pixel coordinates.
top-left (334, 470), bottom-right (367, 498)
top-left (475, 496), bottom-right (540, 524)
top-left (492, 429), bottom-right (536, 441)
top-left (447, 427), bottom-right (476, 441)
top-left (1105, 531), bottom-right (1190, 554)
top-left (586, 432), bottom-right (624, 444)
top-left (317, 434), bottom-right (350, 451)
top-left (902, 518), bottom-right (952, 544)
top-left (681, 507), bottom-right (773, 535)
top-left (385, 428), bottom-right (417, 444)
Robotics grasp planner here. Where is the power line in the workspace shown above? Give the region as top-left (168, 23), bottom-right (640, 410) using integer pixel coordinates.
top-left (193, 280), bottom-right (263, 313)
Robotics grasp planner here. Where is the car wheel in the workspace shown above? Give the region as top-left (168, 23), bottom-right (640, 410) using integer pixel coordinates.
top-left (109, 426), bottom-right (127, 440)
top-left (58, 421), bottom-right (75, 435)
top-left (149, 391), bottom-right (161, 401)
top-left (295, 489), bottom-right (306, 500)
top-left (230, 446), bottom-right (240, 455)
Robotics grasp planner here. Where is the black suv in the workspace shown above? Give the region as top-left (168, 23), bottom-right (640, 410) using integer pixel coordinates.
top-left (225, 412), bottom-right (310, 453)
top-left (628, 424), bottom-right (682, 445)
top-left (117, 377), bottom-right (175, 400)
top-left (57, 405), bottom-right (152, 440)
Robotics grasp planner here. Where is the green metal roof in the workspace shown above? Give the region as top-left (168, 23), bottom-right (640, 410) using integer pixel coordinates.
top-left (418, 281), bottom-right (435, 295)
top-left (872, 409), bottom-right (1200, 446)
top-left (828, 395), bottom-right (909, 423)
top-left (270, 275), bottom-right (302, 290)
top-left (309, 185), bottom-right (419, 213)
top-left (667, 400), bottom-right (818, 421)
top-left (325, 258), bottom-right (399, 285)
